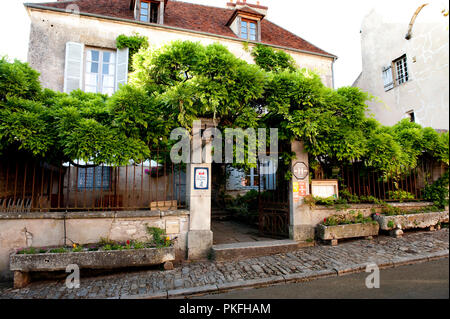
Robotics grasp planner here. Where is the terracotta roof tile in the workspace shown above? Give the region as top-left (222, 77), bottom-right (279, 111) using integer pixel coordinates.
top-left (29, 0), bottom-right (335, 58)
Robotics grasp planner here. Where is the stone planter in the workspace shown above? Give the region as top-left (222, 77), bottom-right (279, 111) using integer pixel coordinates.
top-left (317, 223), bottom-right (379, 246)
top-left (10, 247), bottom-right (175, 288)
top-left (374, 211), bottom-right (449, 234)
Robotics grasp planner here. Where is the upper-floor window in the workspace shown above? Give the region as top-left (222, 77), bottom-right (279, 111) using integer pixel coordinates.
top-left (84, 48), bottom-right (116, 95)
top-left (140, 1), bottom-right (159, 23)
top-left (394, 55), bottom-right (409, 85)
top-left (240, 19), bottom-right (258, 41)
top-left (382, 54), bottom-right (409, 91)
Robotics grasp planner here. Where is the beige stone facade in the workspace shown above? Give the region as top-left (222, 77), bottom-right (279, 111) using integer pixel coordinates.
top-left (26, 8), bottom-right (335, 92)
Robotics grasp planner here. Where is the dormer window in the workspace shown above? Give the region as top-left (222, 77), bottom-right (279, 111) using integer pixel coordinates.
top-left (133, 0), bottom-right (165, 24)
top-left (140, 1), bottom-right (159, 23)
top-left (226, 2), bottom-right (267, 42)
top-left (241, 19), bottom-right (258, 40)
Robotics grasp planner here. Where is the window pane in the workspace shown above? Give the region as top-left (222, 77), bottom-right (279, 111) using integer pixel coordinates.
top-left (87, 61), bottom-right (99, 73)
top-left (250, 28), bottom-right (256, 35)
top-left (141, 2), bottom-right (148, 9)
top-left (102, 63), bottom-right (115, 76)
top-left (141, 8), bottom-right (148, 15)
top-left (102, 75), bottom-right (115, 88)
top-left (85, 85), bottom-right (97, 93)
top-left (85, 73), bottom-right (98, 86)
top-left (241, 21), bottom-right (248, 27)
top-left (140, 14), bottom-right (148, 22)
top-left (250, 22), bottom-right (257, 29)
top-left (250, 34), bottom-right (256, 41)
top-left (88, 50), bottom-right (99, 62)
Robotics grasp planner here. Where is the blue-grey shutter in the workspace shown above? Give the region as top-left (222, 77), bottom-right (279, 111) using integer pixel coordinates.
top-left (382, 65), bottom-right (394, 91)
top-left (115, 47), bottom-right (129, 91)
top-left (63, 42), bottom-right (84, 93)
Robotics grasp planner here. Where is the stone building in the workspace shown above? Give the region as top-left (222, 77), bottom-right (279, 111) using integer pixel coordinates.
top-left (353, 1), bottom-right (449, 130)
top-left (0, 0), bottom-right (338, 281)
top-left (24, 0), bottom-right (337, 195)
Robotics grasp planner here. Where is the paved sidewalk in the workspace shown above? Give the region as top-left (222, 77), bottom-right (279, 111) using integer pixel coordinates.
top-left (0, 229), bottom-right (448, 299)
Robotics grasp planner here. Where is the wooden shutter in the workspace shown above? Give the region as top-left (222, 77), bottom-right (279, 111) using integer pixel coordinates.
top-left (134, 0), bottom-right (140, 20)
top-left (63, 42), bottom-right (84, 93)
top-left (115, 47), bottom-right (129, 91)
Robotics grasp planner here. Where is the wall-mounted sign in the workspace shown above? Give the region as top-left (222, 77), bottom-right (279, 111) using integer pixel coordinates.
top-left (311, 180), bottom-right (339, 199)
top-left (293, 182), bottom-right (299, 203)
top-left (293, 162), bottom-right (309, 180)
top-left (298, 181), bottom-right (308, 197)
top-left (166, 220), bottom-right (180, 234)
top-left (194, 167), bottom-right (209, 190)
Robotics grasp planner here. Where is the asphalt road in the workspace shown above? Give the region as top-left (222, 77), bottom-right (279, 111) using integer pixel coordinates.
top-left (193, 258), bottom-right (449, 299)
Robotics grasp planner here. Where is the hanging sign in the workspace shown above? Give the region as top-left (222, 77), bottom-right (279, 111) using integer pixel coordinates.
top-left (194, 167), bottom-right (209, 190)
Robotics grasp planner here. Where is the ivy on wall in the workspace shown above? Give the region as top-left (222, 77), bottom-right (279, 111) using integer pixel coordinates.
top-left (116, 33), bottom-right (149, 72)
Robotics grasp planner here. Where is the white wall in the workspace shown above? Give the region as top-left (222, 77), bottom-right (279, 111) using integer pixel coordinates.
top-left (354, 2), bottom-right (449, 130)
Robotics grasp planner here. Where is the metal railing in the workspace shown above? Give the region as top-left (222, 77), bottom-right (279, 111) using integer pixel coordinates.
top-left (0, 150), bottom-right (186, 213)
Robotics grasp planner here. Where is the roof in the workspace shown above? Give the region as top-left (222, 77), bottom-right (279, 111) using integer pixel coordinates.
top-left (25, 0), bottom-right (336, 58)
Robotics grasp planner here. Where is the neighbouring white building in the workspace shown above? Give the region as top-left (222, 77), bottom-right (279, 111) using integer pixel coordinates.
top-left (353, 1), bottom-right (449, 130)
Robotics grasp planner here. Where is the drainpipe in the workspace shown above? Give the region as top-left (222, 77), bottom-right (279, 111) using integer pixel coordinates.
top-left (405, 3), bottom-right (428, 40)
top-left (332, 57), bottom-right (337, 89)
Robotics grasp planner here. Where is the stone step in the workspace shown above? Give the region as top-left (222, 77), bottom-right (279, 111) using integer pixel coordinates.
top-left (212, 240), bottom-right (313, 261)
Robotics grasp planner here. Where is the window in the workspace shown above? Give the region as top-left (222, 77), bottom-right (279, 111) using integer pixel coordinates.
top-left (242, 167), bottom-right (259, 187)
top-left (84, 49), bottom-right (116, 95)
top-left (140, 1), bottom-right (159, 23)
top-left (77, 167), bottom-right (111, 190)
top-left (394, 55), bottom-right (409, 85)
top-left (240, 19), bottom-right (258, 41)
top-left (382, 66), bottom-right (394, 91)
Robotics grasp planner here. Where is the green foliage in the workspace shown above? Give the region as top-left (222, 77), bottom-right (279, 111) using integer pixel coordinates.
top-left (1, 40), bottom-right (448, 176)
top-left (0, 57), bottom-right (41, 101)
top-left (423, 170), bottom-right (449, 209)
top-left (72, 245), bottom-right (83, 253)
top-left (387, 220), bottom-right (395, 228)
top-left (49, 247), bottom-right (68, 254)
top-left (251, 44), bottom-right (296, 72)
top-left (226, 189), bottom-right (260, 224)
top-left (146, 226), bottom-right (171, 247)
top-left (323, 211), bottom-right (375, 226)
top-left (387, 190), bottom-right (415, 202)
top-left (116, 33), bottom-right (149, 71)
top-left (380, 203), bottom-right (440, 216)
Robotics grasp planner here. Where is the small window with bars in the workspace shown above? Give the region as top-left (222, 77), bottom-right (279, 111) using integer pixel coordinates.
top-left (394, 55), bottom-right (409, 85)
top-left (77, 167), bottom-right (112, 190)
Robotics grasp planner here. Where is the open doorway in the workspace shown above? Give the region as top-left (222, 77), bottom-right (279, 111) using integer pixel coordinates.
top-left (211, 156), bottom-right (290, 246)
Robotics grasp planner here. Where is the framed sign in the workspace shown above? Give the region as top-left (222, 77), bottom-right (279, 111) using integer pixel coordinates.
top-left (194, 167), bottom-right (209, 190)
top-left (293, 162), bottom-right (309, 180)
top-left (311, 180), bottom-right (339, 199)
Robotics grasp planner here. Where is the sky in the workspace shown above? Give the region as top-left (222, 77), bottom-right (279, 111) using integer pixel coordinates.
top-left (0, 0), bottom-right (447, 88)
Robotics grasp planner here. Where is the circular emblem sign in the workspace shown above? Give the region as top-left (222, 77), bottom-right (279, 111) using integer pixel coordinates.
top-left (293, 162), bottom-right (309, 180)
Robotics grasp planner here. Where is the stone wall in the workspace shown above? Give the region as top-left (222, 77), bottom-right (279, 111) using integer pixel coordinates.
top-left (0, 210), bottom-right (189, 282)
top-left (299, 202), bottom-right (435, 240)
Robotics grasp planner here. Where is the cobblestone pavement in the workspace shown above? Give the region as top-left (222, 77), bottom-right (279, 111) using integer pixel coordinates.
top-left (0, 229), bottom-right (448, 299)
